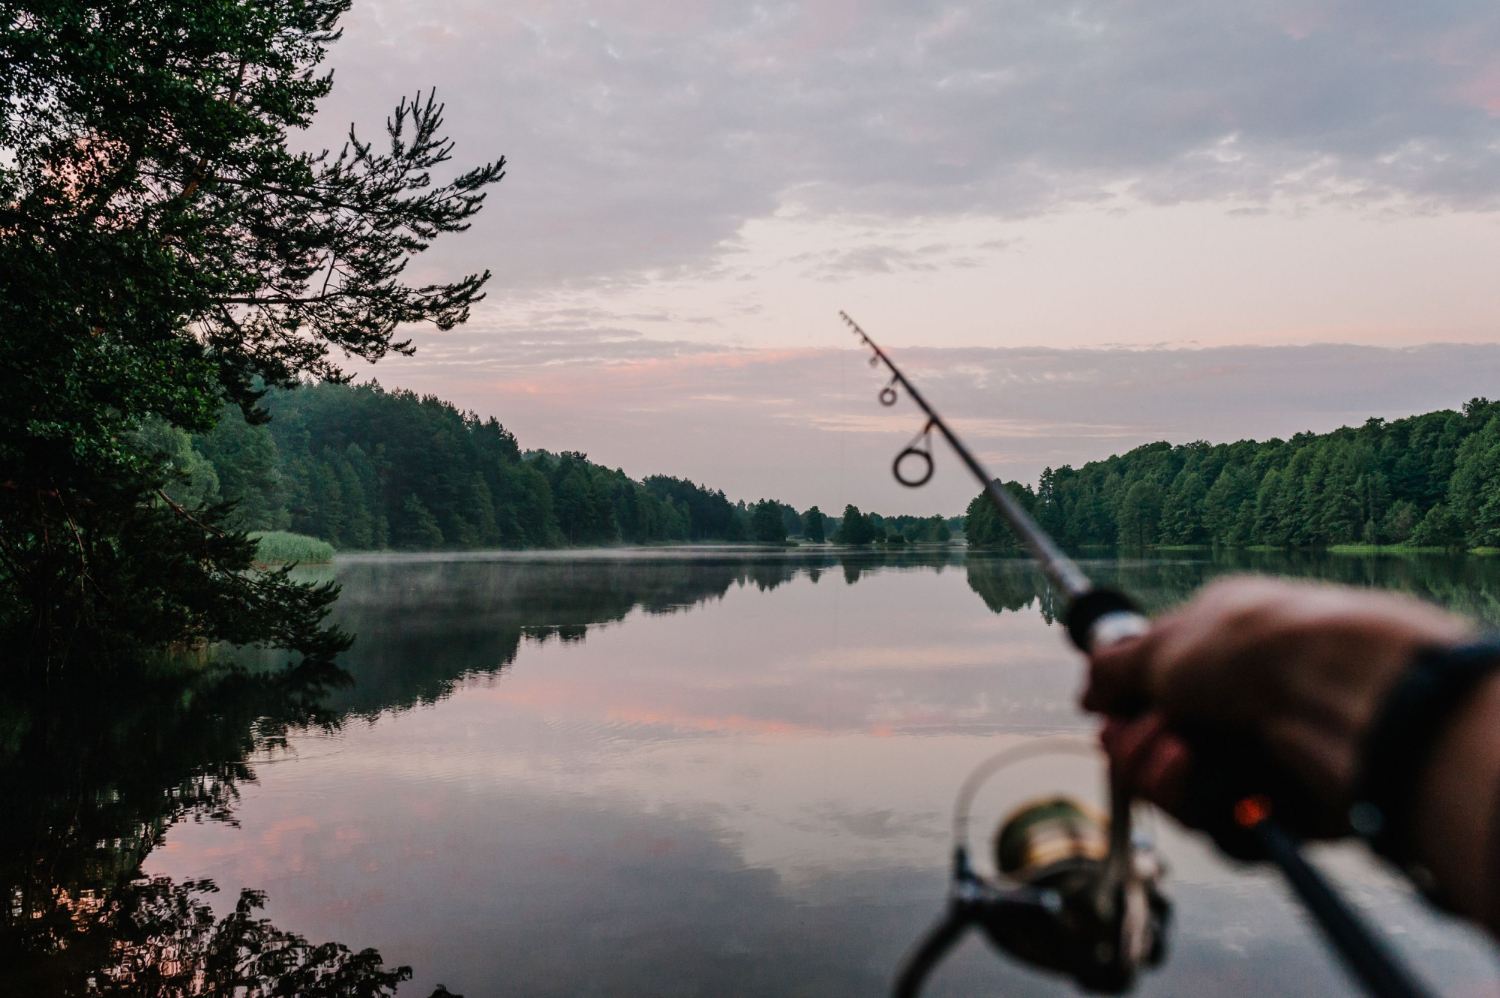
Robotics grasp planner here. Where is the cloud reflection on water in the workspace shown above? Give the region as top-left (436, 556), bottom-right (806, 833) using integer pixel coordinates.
top-left (141, 550), bottom-right (1500, 995)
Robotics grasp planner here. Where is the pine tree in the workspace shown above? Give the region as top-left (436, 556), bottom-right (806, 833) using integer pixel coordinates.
top-left (195, 405), bottom-right (286, 530)
top-left (1116, 481), bottom-right (1163, 548)
top-left (337, 459), bottom-right (374, 550)
top-left (466, 475), bottom-right (501, 547)
top-left (1160, 471), bottom-right (1207, 545)
top-left (0, 1), bottom-right (504, 666)
top-left (1203, 466), bottom-right (1254, 544)
top-left (1450, 416), bottom-right (1500, 546)
top-left (395, 495), bottom-right (444, 550)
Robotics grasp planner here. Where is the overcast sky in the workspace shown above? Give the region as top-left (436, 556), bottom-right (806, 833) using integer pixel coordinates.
top-left (321, 1), bottom-right (1500, 513)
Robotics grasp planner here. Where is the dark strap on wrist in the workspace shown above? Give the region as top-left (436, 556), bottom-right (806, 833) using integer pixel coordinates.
top-left (1352, 639), bottom-right (1500, 870)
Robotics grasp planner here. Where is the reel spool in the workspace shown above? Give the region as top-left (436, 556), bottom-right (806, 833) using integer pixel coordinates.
top-left (894, 743), bottom-right (1171, 997)
top-left (998, 797), bottom-right (1109, 875)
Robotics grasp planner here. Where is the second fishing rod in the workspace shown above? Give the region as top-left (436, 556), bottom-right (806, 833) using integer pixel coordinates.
top-left (841, 311), bottom-right (1429, 998)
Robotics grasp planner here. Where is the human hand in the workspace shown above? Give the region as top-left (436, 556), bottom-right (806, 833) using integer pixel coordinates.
top-left (1083, 576), bottom-right (1473, 830)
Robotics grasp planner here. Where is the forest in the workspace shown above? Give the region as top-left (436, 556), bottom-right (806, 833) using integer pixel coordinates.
top-left (966, 398), bottom-right (1500, 552)
top-left (157, 382), bottom-right (957, 552)
top-left (150, 386), bottom-right (1500, 557)
top-left (167, 382), bottom-right (1500, 557)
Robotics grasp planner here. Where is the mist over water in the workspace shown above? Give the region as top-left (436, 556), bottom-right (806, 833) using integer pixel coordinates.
top-left (10, 549), bottom-right (1500, 994)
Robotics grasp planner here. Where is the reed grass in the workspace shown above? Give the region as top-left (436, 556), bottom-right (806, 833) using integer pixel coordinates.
top-left (250, 530), bottom-right (334, 565)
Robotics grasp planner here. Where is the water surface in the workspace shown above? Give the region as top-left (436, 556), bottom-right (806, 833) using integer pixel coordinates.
top-left (8, 549), bottom-right (1500, 995)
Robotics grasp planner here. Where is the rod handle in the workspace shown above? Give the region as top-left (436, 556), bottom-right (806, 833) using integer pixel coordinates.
top-left (1065, 587), bottom-right (1148, 653)
top-left (1063, 589), bottom-right (1329, 846)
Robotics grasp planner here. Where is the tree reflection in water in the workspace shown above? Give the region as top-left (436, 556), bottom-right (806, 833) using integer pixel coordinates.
top-left (9, 545), bottom-right (1500, 994)
top-left (0, 659), bottom-right (458, 997)
top-left (965, 547), bottom-right (1500, 628)
top-left (4, 548), bottom-right (971, 994)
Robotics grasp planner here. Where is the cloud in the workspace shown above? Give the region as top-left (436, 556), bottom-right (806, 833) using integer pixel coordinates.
top-left (316, 2), bottom-right (1500, 291)
top-left (792, 242), bottom-right (986, 280)
top-left (312, 3), bottom-right (1500, 505)
top-left (379, 316), bottom-right (732, 371)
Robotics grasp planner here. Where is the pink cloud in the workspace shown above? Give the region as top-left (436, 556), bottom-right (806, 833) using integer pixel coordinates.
top-left (1455, 62), bottom-right (1500, 115)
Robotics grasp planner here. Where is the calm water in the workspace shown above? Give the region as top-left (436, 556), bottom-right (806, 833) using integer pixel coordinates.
top-left (7, 549), bottom-right (1500, 995)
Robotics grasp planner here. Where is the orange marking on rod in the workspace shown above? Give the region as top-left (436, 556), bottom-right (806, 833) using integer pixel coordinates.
top-left (1233, 794), bottom-right (1272, 828)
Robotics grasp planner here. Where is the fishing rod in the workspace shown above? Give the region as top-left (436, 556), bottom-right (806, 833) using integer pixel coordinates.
top-left (841, 311), bottom-right (1430, 998)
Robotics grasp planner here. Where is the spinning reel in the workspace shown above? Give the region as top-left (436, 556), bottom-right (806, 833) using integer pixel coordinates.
top-left (894, 741), bottom-right (1171, 996)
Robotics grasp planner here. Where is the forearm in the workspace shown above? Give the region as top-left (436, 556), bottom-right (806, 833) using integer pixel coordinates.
top-left (1412, 672), bottom-right (1500, 933)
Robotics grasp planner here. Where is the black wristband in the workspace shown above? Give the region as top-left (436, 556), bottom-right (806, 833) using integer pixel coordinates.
top-left (1351, 639), bottom-right (1500, 871)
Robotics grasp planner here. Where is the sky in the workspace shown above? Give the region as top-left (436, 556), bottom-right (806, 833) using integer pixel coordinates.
top-left (317, 0), bottom-right (1500, 514)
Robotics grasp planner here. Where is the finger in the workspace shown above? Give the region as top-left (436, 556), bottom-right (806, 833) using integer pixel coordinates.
top-left (1082, 632), bottom-right (1154, 714)
top-left (1100, 712), bottom-right (1168, 784)
top-left (1101, 714), bottom-right (1194, 821)
top-left (1135, 732), bottom-right (1192, 817)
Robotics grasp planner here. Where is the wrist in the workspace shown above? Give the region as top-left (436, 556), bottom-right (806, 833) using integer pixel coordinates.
top-left (1350, 640), bottom-right (1500, 904)
top-left (1410, 671), bottom-right (1500, 925)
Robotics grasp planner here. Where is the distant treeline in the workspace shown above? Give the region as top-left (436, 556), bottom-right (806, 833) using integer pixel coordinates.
top-left (148, 382), bottom-right (959, 551)
top-left (966, 399), bottom-right (1500, 551)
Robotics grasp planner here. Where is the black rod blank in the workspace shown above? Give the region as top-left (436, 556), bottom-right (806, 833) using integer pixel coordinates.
top-left (841, 311), bottom-right (1090, 599)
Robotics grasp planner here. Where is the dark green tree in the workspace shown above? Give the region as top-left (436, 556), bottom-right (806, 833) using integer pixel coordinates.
top-left (1160, 470), bottom-right (1207, 545)
top-left (960, 398), bottom-right (1500, 553)
top-left (394, 495), bottom-right (444, 550)
top-left (1253, 469), bottom-right (1292, 547)
top-left (778, 503), bottom-right (803, 538)
top-left (131, 421), bottom-right (223, 510)
top-left (964, 482), bottom-right (1038, 552)
top-left (833, 504), bottom-right (877, 545)
top-left (1035, 467), bottom-right (1065, 539)
top-left (1411, 504), bottom-right (1465, 551)
top-left (1203, 466), bottom-right (1255, 545)
top-left (0, 0), bottom-right (505, 666)
top-left (1381, 500), bottom-right (1420, 545)
top-left (1450, 417), bottom-right (1500, 546)
top-left (803, 506), bottom-right (827, 543)
top-left (1116, 481), bottom-right (1163, 548)
top-left (750, 500), bottom-right (786, 543)
top-left (195, 405), bottom-right (287, 530)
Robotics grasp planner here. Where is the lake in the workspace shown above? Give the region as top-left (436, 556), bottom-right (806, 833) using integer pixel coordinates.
top-left (6, 548), bottom-right (1500, 995)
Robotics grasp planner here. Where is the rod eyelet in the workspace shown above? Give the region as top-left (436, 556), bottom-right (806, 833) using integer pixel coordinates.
top-left (894, 447), bottom-right (934, 487)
